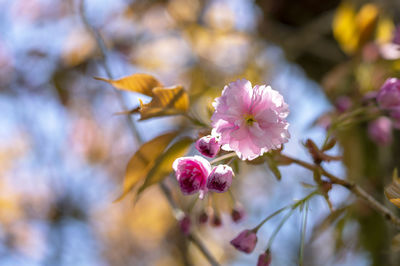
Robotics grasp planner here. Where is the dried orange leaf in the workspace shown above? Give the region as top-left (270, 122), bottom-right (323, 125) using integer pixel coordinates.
top-left (95, 73), bottom-right (162, 96)
top-left (136, 137), bottom-right (193, 197)
top-left (384, 169), bottom-right (400, 208)
top-left (138, 85), bottom-right (189, 120)
top-left (114, 131), bottom-right (178, 202)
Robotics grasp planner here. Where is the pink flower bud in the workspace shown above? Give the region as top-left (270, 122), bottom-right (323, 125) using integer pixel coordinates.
top-left (212, 214), bottom-right (222, 227)
top-left (206, 165), bottom-right (233, 193)
top-left (368, 117), bottom-right (393, 145)
top-left (195, 135), bottom-right (220, 158)
top-left (257, 250), bottom-right (272, 266)
top-left (377, 78), bottom-right (400, 111)
top-left (179, 215), bottom-right (191, 235)
top-left (230, 229), bottom-right (257, 253)
top-left (198, 211), bottom-right (209, 224)
top-left (334, 96), bottom-right (352, 113)
top-left (173, 156), bottom-right (211, 195)
top-left (231, 207), bottom-right (245, 223)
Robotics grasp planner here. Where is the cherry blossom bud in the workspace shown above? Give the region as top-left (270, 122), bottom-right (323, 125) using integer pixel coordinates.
top-left (230, 229), bottom-right (257, 253)
top-left (377, 78), bottom-right (400, 111)
top-left (198, 211), bottom-right (209, 224)
top-left (206, 165), bottom-right (234, 193)
top-left (334, 96), bottom-right (352, 113)
top-left (195, 135), bottom-right (220, 158)
top-left (257, 250), bottom-right (272, 266)
top-left (179, 215), bottom-right (191, 235)
top-left (368, 117), bottom-right (393, 145)
top-left (212, 214), bottom-right (222, 227)
top-left (173, 156), bottom-right (211, 196)
top-left (231, 207), bottom-right (245, 223)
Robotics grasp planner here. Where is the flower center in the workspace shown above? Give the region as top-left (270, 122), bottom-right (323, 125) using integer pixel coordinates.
top-left (244, 115), bottom-right (256, 126)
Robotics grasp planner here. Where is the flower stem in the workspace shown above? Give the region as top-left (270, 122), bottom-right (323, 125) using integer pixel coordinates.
top-left (253, 190), bottom-right (318, 233)
top-left (210, 152), bottom-right (237, 164)
top-left (299, 201), bottom-right (309, 266)
top-left (278, 153), bottom-right (400, 229)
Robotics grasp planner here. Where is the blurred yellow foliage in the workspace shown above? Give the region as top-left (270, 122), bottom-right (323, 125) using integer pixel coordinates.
top-left (62, 29), bottom-right (96, 67)
top-left (333, 2), bottom-right (378, 54)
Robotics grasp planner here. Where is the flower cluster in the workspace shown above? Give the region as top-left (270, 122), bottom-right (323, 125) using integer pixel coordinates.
top-left (172, 79), bottom-right (289, 265)
top-left (173, 79), bottom-right (290, 197)
top-left (173, 155), bottom-right (233, 197)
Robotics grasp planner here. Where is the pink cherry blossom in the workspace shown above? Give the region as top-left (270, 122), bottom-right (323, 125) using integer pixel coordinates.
top-left (172, 156), bottom-right (211, 196)
top-left (211, 79), bottom-right (290, 160)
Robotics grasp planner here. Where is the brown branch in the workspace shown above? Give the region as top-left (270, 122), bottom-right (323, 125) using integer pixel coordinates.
top-left (78, 1), bottom-right (220, 265)
top-left (279, 154), bottom-right (400, 229)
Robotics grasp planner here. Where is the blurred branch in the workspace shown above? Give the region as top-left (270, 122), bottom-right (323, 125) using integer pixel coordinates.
top-left (78, 1), bottom-right (220, 265)
top-left (78, 0), bottom-right (143, 143)
top-left (279, 154), bottom-right (400, 229)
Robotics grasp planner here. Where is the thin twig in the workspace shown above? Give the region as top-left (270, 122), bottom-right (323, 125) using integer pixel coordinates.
top-left (78, 1), bottom-right (220, 265)
top-left (279, 154), bottom-right (400, 229)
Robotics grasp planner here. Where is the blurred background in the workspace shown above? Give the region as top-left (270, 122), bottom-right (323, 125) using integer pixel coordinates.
top-left (1, 0), bottom-right (400, 265)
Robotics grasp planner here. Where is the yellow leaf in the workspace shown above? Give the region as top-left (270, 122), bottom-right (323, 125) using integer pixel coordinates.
top-left (138, 85), bottom-right (189, 120)
top-left (384, 169), bottom-right (400, 208)
top-left (136, 137), bottom-right (193, 197)
top-left (355, 4), bottom-right (379, 48)
top-left (333, 2), bottom-right (378, 54)
top-left (114, 132), bottom-right (178, 202)
top-left (95, 73), bottom-right (162, 96)
top-left (376, 17), bottom-right (395, 44)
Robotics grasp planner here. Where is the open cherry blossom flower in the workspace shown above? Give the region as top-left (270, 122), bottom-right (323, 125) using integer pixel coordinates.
top-left (211, 79), bottom-right (290, 160)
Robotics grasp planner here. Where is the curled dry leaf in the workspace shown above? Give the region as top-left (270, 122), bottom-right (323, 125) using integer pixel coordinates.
top-left (384, 169), bottom-right (400, 208)
top-left (114, 131), bottom-right (178, 202)
top-left (95, 73), bottom-right (162, 96)
top-left (138, 85), bottom-right (189, 120)
top-left (96, 74), bottom-right (190, 120)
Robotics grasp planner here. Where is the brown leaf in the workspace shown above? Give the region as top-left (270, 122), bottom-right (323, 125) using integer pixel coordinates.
top-left (95, 73), bottom-right (162, 96)
top-left (385, 169), bottom-right (400, 208)
top-left (114, 132), bottom-right (178, 202)
top-left (136, 137), bottom-right (193, 197)
top-left (138, 85), bottom-right (189, 120)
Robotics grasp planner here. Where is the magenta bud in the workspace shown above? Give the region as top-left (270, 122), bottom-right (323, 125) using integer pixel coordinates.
top-left (230, 229), bottom-right (258, 253)
top-left (377, 78), bottom-right (400, 111)
top-left (173, 156), bottom-right (211, 196)
top-left (212, 215), bottom-right (222, 227)
top-left (198, 212), bottom-right (209, 224)
top-left (257, 250), bottom-right (272, 266)
top-left (179, 215), bottom-right (191, 236)
top-left (368, 116), bottom-right (393, 145)
top-left (231, 207), bottom-right (245, 223)
top-left (334, 96), bottom-right (352, 113)
top-left (206, 165), bottom-right (234, 193)
top-left (195, 135), bottom-right (220, 158)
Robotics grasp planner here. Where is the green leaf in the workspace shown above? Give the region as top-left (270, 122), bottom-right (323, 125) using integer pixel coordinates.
top-left (266, 156), bottom-right (281, 181)
top-left (114, 132), bottom-right (178, 202)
